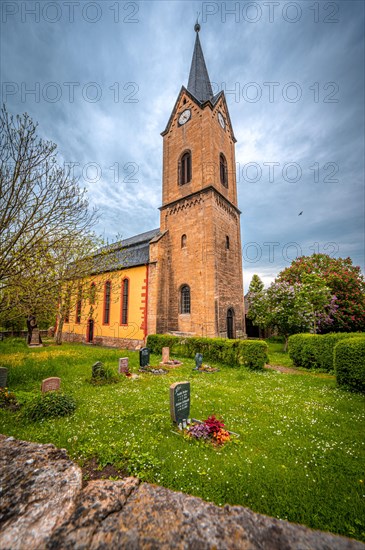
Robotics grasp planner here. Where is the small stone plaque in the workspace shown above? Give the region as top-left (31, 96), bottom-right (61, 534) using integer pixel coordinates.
top-left (194, 353), bottom-right (203, 370)
top-left (170, 381), bottom-right (190, 428)
top-left (0, 367), bottom-right (8, 387)
top-left (118, 357), bottom-right (129, 374)
top-left (41, 377), bottom-right (61, 393)
top-left (162, 347), bottom-right (170, 364)
top-left (139, 347), bottom-right (150, 368)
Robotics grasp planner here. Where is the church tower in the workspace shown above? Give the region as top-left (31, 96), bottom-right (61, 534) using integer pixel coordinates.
top-left (149, 24), bottom-right (245, 338)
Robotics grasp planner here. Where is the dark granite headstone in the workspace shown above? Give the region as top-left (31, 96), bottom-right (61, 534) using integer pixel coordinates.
top-left (170, 381), bottom-right (190, 429)
top-left (139, 348), bottom-right (150, 368)
top-left (0, 367), bottom-right (8, 387)
top-left (92, 361), bottom-right (105, 377)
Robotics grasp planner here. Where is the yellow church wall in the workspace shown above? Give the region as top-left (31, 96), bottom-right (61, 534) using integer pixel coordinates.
top-left (62, 265), bottom-right (148, 348)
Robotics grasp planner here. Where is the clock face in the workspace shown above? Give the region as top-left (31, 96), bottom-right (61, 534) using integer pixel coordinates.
top-left (218, 112), bottom-right (226, 129)
top-left (178, 109), bottom-right (191, 126)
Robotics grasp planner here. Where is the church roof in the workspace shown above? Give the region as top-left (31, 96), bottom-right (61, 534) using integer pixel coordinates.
top-left (92, 228), bottom-right (160, 273)
top-left (187, 24), bottom-right (213, 103)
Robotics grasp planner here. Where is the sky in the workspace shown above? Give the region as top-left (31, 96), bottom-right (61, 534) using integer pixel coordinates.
top-left (1, 0), bottom-right (364, 291)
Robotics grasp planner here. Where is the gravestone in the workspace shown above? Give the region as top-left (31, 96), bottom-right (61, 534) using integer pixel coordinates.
top-left (170, 381), bottom-right (190, 429)
top-left (29, 328), bottom-right (42, 347)
top-left (194, 353), bottom-right (203, 370)
top-left (162, 347), bottom-right (170, 364)
top-left (92, 361), bottom-right (105, 377)
top-left (41, 377), bottom-right (61, 393)
top-left (139, 348), bottom-right (150, 368)
top-left (0, 367), bottom-right (8, 387)
top-left (118, 357), bottom-right (129, 375)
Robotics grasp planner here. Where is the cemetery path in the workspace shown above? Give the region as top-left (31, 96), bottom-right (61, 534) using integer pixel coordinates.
top-left (265, 364), bottom-right (335, 378)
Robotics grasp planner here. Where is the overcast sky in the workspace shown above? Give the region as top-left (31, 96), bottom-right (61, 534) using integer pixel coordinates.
top-left (1, 0), bottom-right (364, 291)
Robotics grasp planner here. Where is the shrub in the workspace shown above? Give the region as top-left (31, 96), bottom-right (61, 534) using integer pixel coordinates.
top-left (334, 337), bottom-right (365, 392)
top-left (89, 361), bottom-right (119, 385)
top-left (288, 332), bottom-right (365, 371)
top-left (146, 334), bottom-right (180, 355)
top-left (239, 340), bottom-right (268, 369)
top-left (0, 387), bottom-right (20, 411)
top-left (146, 334), bottom-right (268, 369)
top-left (23, 391), bottom-right (76, 421)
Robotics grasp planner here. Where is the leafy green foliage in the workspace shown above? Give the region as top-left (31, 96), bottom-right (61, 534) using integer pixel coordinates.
top-left (288, 333), bottom-right (365, 371)
top-left (248, 278), bottom-right (337, 350)
top-left (22, 392), bottom-right (76, 421)
top-left (334, 338), bottom-right (365, 392)
top-left (89, 362), bottom-right (119, 385)
top-left (0, 388), bottom-right (19, 410)
top-left (278, 254), bottom-right (365, 332)
top-left (147, 335), bottom-right (268, 369)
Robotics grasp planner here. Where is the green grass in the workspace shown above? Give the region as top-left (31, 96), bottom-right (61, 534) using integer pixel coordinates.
top-left (1, 338), bottom-right (364, 542)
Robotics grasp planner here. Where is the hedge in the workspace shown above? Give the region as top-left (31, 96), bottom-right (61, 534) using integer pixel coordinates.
top-left (288, 332), bottom-right (365, 371)
top-left (334, 337), bottom-right (365, 392)
top-left (146, 334), bottom-right (268, 370)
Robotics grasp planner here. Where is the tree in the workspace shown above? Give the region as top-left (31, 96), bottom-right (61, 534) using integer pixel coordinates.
top-left (248, 274), bottom-right (264, 294)
top-left (0, 105), bottom-right (101, 334)
top-left (278, 254), bottom-right (365, 332)
top-left (247, 278), bottom-right (337, 350)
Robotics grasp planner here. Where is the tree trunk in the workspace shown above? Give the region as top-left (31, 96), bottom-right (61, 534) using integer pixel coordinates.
top-left (55, 313), bottom-right (64, 345)
top-left (283, 335), bottom-right (289, 352)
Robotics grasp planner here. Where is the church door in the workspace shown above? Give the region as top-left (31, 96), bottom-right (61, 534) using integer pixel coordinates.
top-left (87, 319), bottom-right (94, 343)
top-left (227, 308), bottom-right (235, 339)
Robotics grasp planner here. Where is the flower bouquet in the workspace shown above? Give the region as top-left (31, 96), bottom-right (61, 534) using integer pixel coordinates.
top-left (187, 415), bottom-right (232, 446)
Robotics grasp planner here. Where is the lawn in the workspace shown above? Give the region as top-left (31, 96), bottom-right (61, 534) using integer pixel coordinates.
top-left (0, 338), bottom-right (364, 542)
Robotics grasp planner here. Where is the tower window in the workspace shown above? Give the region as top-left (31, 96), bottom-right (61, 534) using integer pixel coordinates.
top-left (181, 234), bottom-right (187, 248)
top-left (121, 278), bottom-right (129, 325)
top-left (226, 236), bottom-right (230, 250)
top-left (220, 153), bottom-right (228, 188)
top-left (103, 281), bottom-right (111, 325)
top-left (180, 285), bottom-right (191, 314)
top-left (179, 151), bottom-right (192, 185)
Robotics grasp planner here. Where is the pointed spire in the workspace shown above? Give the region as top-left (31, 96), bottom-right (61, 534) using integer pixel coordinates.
top-left (187, 23), bottom-right (213, 103)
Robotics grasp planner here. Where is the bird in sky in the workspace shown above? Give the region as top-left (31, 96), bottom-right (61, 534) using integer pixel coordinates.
top-left (298, 211), bottom-right (303, 216)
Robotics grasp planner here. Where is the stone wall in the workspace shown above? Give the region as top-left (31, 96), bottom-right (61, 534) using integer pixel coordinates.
top-left (62, 332), bottom-right (144, 350)
top-left (1, 435), bottom-right (364, 550)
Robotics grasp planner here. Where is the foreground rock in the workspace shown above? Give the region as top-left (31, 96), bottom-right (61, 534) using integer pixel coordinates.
top-left (0, 435), bottom-right (364, 550)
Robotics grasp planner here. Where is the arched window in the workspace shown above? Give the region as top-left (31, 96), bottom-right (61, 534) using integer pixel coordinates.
top-left (181, 234), bottom-right (187, 248)
top-left (181, 285), bottom-right (191, 314)
top-left (103, 281), bottom-right (111, 325)
top-left (75, 287), bottom-right (82, 324)
top-left (89, 282), bottom-right (96, 305)
top-left (226, 236), bottom-right (230, 250)
top-left (220, 153), bottom-right (228, 188)
top-left (121, 278), bottom-right (129, 325)
top-left (179, 151), bottom-right (192, 185)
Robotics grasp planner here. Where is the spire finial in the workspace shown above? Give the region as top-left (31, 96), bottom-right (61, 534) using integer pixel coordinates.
top-left (194, 13), bottom-right (200, 32)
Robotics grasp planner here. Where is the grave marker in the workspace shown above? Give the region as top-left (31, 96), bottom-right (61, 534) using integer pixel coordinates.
top-left (170, 381), bottom-right (190, 429)
top-left (0, 367), bottom-right (8, 387)
top-left (118, 357), bottom-right (129, 374)
top-left (162, 347), bottom-right (170, 364)
top-left (41, 377), bottom-right (61, 393)
top-left (139, 347), bottom-right (150, 368)
top-left (194, 353), bottom-right (203, 370)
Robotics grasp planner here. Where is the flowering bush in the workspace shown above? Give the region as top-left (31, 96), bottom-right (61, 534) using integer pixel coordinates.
top-left (187, 415), bottom-right (231, 445)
